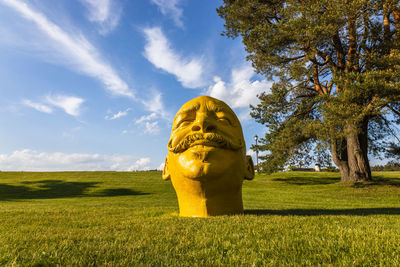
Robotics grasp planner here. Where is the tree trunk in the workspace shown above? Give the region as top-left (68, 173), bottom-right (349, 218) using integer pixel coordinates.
top-left (330, 120), bottom-right (371, 182)
top-left (330, 137), bottom-right (350, 181)
top-left (345, 120), bottom-right (371, 182)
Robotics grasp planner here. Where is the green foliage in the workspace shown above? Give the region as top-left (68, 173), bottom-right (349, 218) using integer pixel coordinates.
top-left (386, 142), bottom-right (400, 158)
top-left (1, 171), bottom-right (400, 265)
top-left (218, 0), bottom-right (400, 179)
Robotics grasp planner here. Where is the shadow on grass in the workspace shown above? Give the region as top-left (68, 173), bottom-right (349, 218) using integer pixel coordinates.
top-left (352, 176), bottom-right (400, 188)
top-left (95, 188), bottom-right (149, 197)
top-left (245, 208), bottom-right (400, 216)
top-left (272, 176), bottom-right (340, 185)
top-left (0, 180), bottom-right (148, 201)
top-left (273, 175), bottom-right (400, 186)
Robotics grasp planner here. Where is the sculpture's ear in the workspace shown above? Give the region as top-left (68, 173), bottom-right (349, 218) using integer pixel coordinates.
top-left (162, 157), bottom-right (171, 180)
top-left (244, 155), bottom-right (255, 180)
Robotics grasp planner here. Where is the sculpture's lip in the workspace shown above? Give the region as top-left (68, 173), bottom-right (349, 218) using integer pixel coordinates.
top-left (189, 140), bottom-right (220, 148)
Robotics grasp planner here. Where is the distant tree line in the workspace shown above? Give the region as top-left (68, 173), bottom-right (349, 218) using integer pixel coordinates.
top-left (371, 160), bottom-right (400, 171)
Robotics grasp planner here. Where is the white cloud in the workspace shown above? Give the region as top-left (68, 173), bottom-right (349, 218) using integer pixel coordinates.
top-left (46, 95), bottom-right (84, 117)
top-left (23, 94), bottom-right (84, 117)
top-left (143, 27), bottom-right (204, 88)
top-left (150, 0), bottom-right (184, 28)
top-left (105, 108), bottom-right (131, 120)
top-left (22, 99), bottom-right (53, 114)
top-left (144, 121), bottom-right (160, 135)
top-left (80, 0), bottom-right (122, 34)
top-left (135, 112), bottom-right (157, 124)
top-left (157, 162), bottom-right (165, 171)
top-left (0, 0), bottom-right (133, 98)
top-left (247, 149), bottom-right (256, 157)
top-left (247, 148), bottom-right (267, 157)
top-left (128, 157), bottom-right (151, 171)
top-left (81, 0), bottom-right (110, 23)
top-left (140, 89), bottom-right (171, 121)
top-left (134, 112), bottom-right (161, 135)
top-left (135, 91), bottom-right (164, 136)
top-left (134, 90), bottom-right (171, 136)
top-left (206, 64), bottom-right (272, 109)
top-left (0, 149), bottom-right (154, 171)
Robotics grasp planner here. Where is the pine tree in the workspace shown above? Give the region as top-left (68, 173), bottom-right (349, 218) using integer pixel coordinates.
top-left (218, 0), bottom-right (400, 182)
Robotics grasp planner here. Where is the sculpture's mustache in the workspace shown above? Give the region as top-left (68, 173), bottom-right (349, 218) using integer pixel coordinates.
top-left (168, 133), bottom-right (242, 153)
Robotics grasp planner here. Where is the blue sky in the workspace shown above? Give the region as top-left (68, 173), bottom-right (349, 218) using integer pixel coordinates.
top-left (0, 0), bottom-right (269, 171)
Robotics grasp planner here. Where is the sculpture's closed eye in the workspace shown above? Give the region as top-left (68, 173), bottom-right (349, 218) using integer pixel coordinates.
top-left (217, 116), bottom-right (231, 124)
top-left (176, 120), bottom-right (192, 128)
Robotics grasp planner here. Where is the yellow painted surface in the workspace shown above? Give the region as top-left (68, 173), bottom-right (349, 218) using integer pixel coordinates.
top-left (163, 96), bottom-right (254, 217)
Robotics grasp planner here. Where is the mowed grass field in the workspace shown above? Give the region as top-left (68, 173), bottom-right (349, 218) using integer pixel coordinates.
top-left (1, 171), bottom-right (400, 266)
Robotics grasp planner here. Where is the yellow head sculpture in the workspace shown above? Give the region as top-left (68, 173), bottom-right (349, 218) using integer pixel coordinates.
top-left (163, 96), bottom-right (255, 217)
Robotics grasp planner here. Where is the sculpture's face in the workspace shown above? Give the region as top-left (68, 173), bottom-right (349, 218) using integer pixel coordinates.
top-left (164, 96), bottom-right (252, 186)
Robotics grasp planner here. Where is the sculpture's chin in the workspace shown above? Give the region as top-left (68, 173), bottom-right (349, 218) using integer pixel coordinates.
top-left (176, 146), bottom-right (227, 181)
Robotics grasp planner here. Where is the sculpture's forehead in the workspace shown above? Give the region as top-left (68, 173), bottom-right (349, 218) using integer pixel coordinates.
top-left (176, 96), bottom-right (235, 117)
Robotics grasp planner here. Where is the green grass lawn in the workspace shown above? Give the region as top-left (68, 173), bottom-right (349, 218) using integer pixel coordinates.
top-left (1, 171), bottom-right (400, 266)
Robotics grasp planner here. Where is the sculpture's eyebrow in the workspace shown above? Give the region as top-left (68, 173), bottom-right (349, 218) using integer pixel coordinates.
top-left (208, 102), bottom-right (239, 125)
top-left (175, 104), bottom-right (200, 117)
top-left (208, 102), bottom-right (235, 117)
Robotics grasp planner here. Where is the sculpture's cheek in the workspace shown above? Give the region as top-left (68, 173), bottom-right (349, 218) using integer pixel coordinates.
top-left (169, 136), bottom-right (178, 149)
top-left (169, 130), bottom-right (186, 148)
top-left (217, 126), bottom-right (244, 148)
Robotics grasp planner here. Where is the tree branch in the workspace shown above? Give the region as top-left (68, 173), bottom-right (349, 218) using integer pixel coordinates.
top-left (332, 31), bottom-right (345, 70)
top-left (387, 104), bottom-right (400, 117)
top-left (346, 11), bottom-right (358, 73)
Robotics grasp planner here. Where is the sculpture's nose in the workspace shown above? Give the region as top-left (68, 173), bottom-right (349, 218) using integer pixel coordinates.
top-left (192, 113), bottom-right (216, 133)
